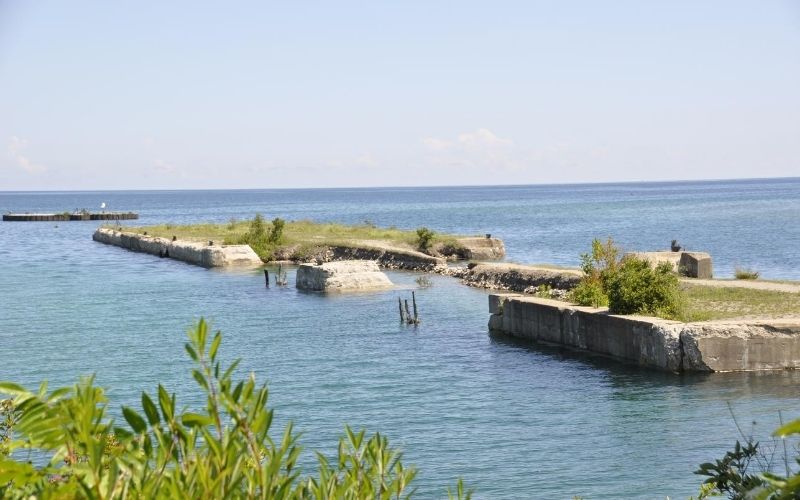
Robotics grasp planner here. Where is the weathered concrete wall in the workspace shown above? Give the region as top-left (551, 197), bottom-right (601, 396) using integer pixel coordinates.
top-left (293, 244), bottom-right (446, 271)
top-left (682, 321), bottom-right (800, 372)
top-left (296, 260), bottom-right (393, 291)
top-left (433, 237), bottom-right (506, 260)
top-left (93, 228), bottom-right (262, 268)
top-left (625, 251), bottom-right (713, 279)
top-left (488, 294), bottom-right (800, 372)
top-left (447, 263), bottom-right (582, 293)
top-left (456, 237), bottom-right (506, 259)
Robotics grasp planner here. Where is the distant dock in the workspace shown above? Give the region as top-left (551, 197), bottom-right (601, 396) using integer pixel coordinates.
top-left (3, 212), bottom-right (138, 222)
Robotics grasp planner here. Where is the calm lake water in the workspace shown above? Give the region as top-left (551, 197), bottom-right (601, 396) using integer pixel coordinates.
top-left (1, 178), bottom-right (799, 498)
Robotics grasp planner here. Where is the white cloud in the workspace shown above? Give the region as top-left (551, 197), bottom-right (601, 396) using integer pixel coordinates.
top-left (355, 152), bottom-right (378, 167)
top-left (421, 128), bottom-right (520, 173)
top-left (456, 128), bottom-right (513, 148)
top-left (8, 136), bottom-right (46, 174)
top-left (153, 158), bottom-right (176, 173)
top-left (423, 128), bottom-right (513, 153)
top-left (421, 137), bottom-right (452, 151)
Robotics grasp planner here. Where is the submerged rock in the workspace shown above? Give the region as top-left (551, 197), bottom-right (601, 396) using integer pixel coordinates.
top-left (296, 260), bottom-right (393, 292)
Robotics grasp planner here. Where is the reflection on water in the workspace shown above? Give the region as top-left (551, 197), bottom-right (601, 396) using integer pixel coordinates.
top-left (490, 331), bottom-right (800, 398)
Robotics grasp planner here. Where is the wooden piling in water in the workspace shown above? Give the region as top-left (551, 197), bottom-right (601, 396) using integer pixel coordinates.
top-left (264, 269), bottom-right (270, 288)
top-left (412, 291), bottom-right (418, 323)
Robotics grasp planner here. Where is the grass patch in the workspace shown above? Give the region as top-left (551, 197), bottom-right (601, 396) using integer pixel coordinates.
top-left (114, 217), bottom-right (465, 262)
top-left (678, 284), bottom-right (800, 321)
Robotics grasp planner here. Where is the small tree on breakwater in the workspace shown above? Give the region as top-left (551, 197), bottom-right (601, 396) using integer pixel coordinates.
top-left (569, 238), bottom-right (683, 319)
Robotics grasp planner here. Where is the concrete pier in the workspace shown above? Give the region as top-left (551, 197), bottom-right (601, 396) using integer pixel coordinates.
top-left (488, 294), bottom-right (800, 372)
top-left (4, 212), bottom-right (138, 222)
top-left (93, 228), bottom-right (262, 268)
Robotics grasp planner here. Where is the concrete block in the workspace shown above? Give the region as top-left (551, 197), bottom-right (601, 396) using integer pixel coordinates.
top-left (679, 252), bottom-right (713, 279)
top-left (296, 260), bottom-right (393, 292)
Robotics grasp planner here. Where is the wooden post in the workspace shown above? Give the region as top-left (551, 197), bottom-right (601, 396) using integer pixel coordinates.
top-left (412, 291), bottom-right (418, 324)
top-left (404, 300), bottom-right (412, 324)
top-left (398, 297), bottom-right (405, 323)
top-left (264, 269), bottom-right (270, 287)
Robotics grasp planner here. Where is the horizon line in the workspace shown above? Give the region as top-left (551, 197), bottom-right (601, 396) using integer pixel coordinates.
top-left (1, 175), bottom-right (798, 194)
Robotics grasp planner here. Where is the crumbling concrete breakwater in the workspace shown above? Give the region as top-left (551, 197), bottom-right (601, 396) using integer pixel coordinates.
top-left (296, 260), bottom-right (394, 291)
top-left (94, 229), bottom-right (447, 271)
top-left (440, 263), bottom-right (582, 294)
top-left (93, 228), bottom-right (262, 267)
top-left (488, 294), bottom-right (800, 372)
top-left (287, 244), bottom-right (446, 271)
top-left (280, 237), bottom-right (505, 271)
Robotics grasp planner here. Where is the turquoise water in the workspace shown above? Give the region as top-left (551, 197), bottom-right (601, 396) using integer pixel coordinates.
top-left (1, 179), bottom-right (799, 498)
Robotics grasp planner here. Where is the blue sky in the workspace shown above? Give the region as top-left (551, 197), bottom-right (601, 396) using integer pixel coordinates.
top-left (1, 1), bottom-right (798, 190)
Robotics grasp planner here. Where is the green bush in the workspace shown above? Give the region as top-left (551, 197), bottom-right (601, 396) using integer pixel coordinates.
top-left (569, 237), bottom-right (619, 307)
top-left (569, 238), bottom-right (684, 318)
top-left (734, 267), bottom-right (760, 280)
top-left (606, 259), bottom-right (682, 317)
top-left (0, 320), bottom-right (472, 499)
top-left (236, 214), bottom-right (273, 261)
top-left (570, 279), bottom-right (609, 307)
top-left (416, 227), bottom-right (435, 252)
top-left (269, 217), bottom-right (286, 244)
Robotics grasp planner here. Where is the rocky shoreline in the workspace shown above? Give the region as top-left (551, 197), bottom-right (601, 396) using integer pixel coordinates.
top-left (438, 262), bottom-right (580, 297)
top-left (279, 243), bottom-right (447, 271)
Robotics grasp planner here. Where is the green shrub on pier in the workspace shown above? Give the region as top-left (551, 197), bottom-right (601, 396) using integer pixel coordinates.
top-left (569, 237), bottom-right (619, 308)
top-left (234, 213), bottom-right (271, 260)
top-left (230, 213), bottom-right (288, 261)
top-left (570, 238), bottom-right (684, 319)
top-left (416, 227), bottom-right (435, 252)
top-left (606, 259), bottom-right (682, 317)
top-left (269, 217), bottom-right (286, 244)
top-left (734, 267), bottom-right (760, 280)
top-left (0, 320), bottom-right (472, 499)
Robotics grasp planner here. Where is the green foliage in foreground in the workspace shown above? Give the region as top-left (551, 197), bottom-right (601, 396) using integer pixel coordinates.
top-left (569, 238), bottom-right (683, 319)
top-left (0, 320), bottom-right (471, 499)
top-left (695, 419), bottom-right (800, 499)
